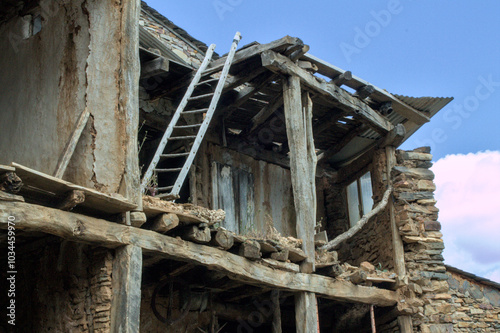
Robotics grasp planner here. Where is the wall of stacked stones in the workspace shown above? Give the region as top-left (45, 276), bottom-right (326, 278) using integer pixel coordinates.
top-left (0, 242), bottom-right (113, 332)
top-left (392, 147), bottom-right (453, 332)
top-left (139, 12), bottom-right (204, 67)
top-left (446, 270), bottom-right (500, 332)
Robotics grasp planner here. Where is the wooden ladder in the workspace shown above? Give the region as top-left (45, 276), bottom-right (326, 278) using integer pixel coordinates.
top-left (141, 32), bottom-right (242, 199)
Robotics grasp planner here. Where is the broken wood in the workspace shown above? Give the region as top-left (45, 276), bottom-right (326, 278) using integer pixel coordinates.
top-left (130, 211), bottom-right (147, 228)
top-left (0, 191), bottom-right (24, 203)
top-left (182, 224), bottom-right (211, 243)
top-left (262, 258), bottom-right (299, 273)
top-left (0, 200), bottom-right (399, 307)
top-left (257, 240), bottom-right (278, 254)
top-left (150, 213), bottom-right (179, 234)
top-left (239, 240), bottom-right (261, 260)
top-left (0, 172), bottom-right (22, 193)
top-left (210, 228), bottom-right (234, 250)
top-left (53, 108), bottom-right (90, 179)
top-left (347, 270), bottom-right (368, 284)
top-left (57, 190), bottom-right (85, 211)
top-left (270, 249), bottom-right (289, 262)
top-left (319, 262), bottom-right (344, 278)
top-left (320, 186), bottom-right (393, 251)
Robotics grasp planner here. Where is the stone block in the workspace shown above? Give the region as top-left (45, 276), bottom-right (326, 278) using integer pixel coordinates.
top-left (398, 151), bottom-right (433, 161)
top-left (424, 221), bottom-right (442, 231)
top-left (392, 166), bottom-right (435, 180)
top-left (420, 271), bottom-right (449, 280)
top-left (421, 323), bottom-right (453, 333)
top-left (417, 179), bottom-right (436, 191)
top-left (413, 146), bottom-right (431, 153)
top-left (397, 191), bottom-right (434, 202)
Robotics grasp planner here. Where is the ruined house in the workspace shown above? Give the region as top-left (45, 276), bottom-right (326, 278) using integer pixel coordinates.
top-left (1, 1), bottom-right (498, 332)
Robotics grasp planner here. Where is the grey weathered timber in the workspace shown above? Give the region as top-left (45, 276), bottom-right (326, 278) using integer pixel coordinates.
top-left (386, 146), bottom-right (413, 332)
top-left (120, 0), bottom-right (142, 208)
top-left (283, 77), bottom-right (319, 333)
top-left (301, 53), bottom-right (430, 125)
top-left (283, 77), bottom-right (316, 273)
top-left (272, 290), bottom-right (282, 333)
top-left (110, 245), bottom-right (142, 333)
top-left (0, 201), bottom-right (399, 307)
top-left (53, 108), bottom-right (90, 179)
top-left (262, 50), bottom-right (394, 134)
top-left (140, 56), bottom-right (169, 79)
top-left (295, 292), bottom-right (318, 333)
top-left (247, 92), bottom-right (284, 133)
top-left (150, 213), bottom-right (179, 233)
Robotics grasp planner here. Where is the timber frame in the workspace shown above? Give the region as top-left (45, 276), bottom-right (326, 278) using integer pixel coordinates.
top-left (0, 1), bottom-right (454, 332)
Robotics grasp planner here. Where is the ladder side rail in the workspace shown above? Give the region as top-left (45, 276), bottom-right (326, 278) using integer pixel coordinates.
top-left (141, 44), bottom-right (217, 191)
top-left (170, 32), bottom-right (242, 196)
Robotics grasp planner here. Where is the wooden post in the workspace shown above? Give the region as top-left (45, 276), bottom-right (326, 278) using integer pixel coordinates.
top-left (110, 245), bottom-right (142, 333)
top-left (272, 290), bottom-right (282, 333)
top-left (283, 75), bottom-right (318, 333)
top-left (385, 146), bottom-right (413, 332)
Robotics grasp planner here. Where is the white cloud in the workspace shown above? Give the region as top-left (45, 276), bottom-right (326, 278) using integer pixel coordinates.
top-left (432, 151), bottom-right (500, 283)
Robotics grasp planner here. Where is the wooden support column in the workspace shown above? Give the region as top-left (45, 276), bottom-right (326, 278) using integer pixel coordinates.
top-left (385, 146), bottom-right (413, 332)
top-left (283, 75), bottom-right (318, 333)
top-left (110, 245), bottom-right (143, 333)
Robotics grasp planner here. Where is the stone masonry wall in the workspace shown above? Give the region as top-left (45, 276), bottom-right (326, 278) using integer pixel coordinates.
top-left (446, 269), bottom-right (500, 332)
top-left (1, 241), bottom-right (113, 333)
top-left (392, 147), bottom-right (453, 333)
top-left (140, 11), bottom-right (204, 67)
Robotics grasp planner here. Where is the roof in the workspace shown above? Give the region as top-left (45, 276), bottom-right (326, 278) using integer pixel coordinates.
top-left (446, 265), bottom-right (500, 290)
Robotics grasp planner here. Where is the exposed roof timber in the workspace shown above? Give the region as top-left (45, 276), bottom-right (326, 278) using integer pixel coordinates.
top-left (139, 26), bottom-right (193, 67)
top-left (204, 35), bottom-right (305, 76)
top-left (333, 124), bottom-right (406, 173)
top-left (261, 50), bottom-right (394, 134)
top-left (317, 124), bottom-right (369, 164)
top-left (301, 53), bottom-right (431, 125)
top-left (245, 93), bottom-right (284, 134)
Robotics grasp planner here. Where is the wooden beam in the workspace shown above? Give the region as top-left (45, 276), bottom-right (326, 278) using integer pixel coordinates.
top-left (53, 108), bottom-right (90, 179)
top-left (283, 77), bottom-right (316, 273)
top-left (140, 56), bottom-right (169, 79)
top-left (0, 201), bottom-right (399, 307)
top-left (110, 245), bottom-right (142, 333)
top-left (204, 35), bottom-right (304, 76)
top-left (262, 51), bottom-right (394, 134)
top-left (331, 71), bottom-right (352, 87)
top-left (295, 292), bottom-right (318, 333)
top-left (318, 124), bottom-right (368, 163)
top-left (386, 145), bottom-right (413, 332)
top-left (301, 53), bottom-right (430, 125)
top-left (353, 85), bottom-right (375, 100)
top-left (57, 190), bottom-right (85, 211)
top-left (283, 78), bottom-right (319, 333)
top-left (245, 92), bottom-right (284, 134)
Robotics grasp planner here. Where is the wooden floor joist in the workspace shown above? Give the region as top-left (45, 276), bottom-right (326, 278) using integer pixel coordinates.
top-left (0, 200), bottom-right (399, 307)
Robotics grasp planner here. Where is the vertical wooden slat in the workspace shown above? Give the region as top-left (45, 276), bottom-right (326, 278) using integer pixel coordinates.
top-left (283, 75), bottom-right (318, 333)
top-left (386, 145), bottom-right (413, 332)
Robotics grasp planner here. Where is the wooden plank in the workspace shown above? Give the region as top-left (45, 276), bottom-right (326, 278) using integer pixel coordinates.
top-left (0, 201), bottom-right (399, 307)
top-left (386, 145), bottom-right (413, 333)
top-left (53, 109), bottom-right (90, 179)
top-left (262, 50), bottom-right (394, 134)
top-left (57, 190), bottom-right (85, 211)
top-left (301, 53), bottom-right (430, 125)
top-left (283, 78), bottom-right (316, 273)
top-left (295, 292), bottom-right (319, 333)
top-left (261, 258), bottom-right (299, 273)
top-left (110, 245), bottom-right (142, 333)
top-left (204, 35), bottom-right (304, 76)
top-left (0, 165), bottom-right (15, 174)
top-left (140, 56), bottom-right (169, 79)
top-left (12, 162), bottom-right (137, 214)
top-left (0, 191), bottom-right (24, 203)
top-left (142, 201), bottom-right (208, 224)
top-left (246, 92), bottom-right (284, 134)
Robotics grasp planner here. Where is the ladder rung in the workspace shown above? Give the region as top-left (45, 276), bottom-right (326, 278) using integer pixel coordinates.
top-left (188, 93), bottom-right (214, 101)
top-left (161, 152), bottom-right (190, 158)
top-left (156, 186), bottom-right (174, 191)
top-left (169, 135), bottom-right (197, 140)
top-left (182, 108), bottom-right (208, 115)
top-left (155, 168), bottom-right (182, 173)
top-left (196, 78), bottom-right (218, 86)
top-left (174, 124), bottom-right (202, 129)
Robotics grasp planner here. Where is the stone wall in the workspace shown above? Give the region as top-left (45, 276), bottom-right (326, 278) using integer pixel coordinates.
top-left (140, 10), bottom-right (204, 67)
top-left (0, 241), bottom-right (113, 332)
top-left (446, 268), bottom-right (500, 332)
top-left (391, 147), bottom-right (452, 332)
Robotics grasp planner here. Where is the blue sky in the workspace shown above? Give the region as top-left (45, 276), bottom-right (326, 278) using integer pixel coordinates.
top-left (145, 1), bottom-right (500, 281)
